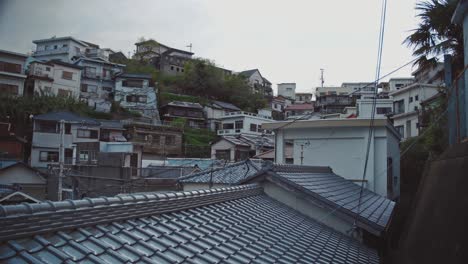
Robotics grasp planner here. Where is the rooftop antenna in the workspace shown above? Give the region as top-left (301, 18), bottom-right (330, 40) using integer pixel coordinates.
top-left (320, 69), bottom-right (325, 88)
top-left (186, 43), bottom-right (193, 52)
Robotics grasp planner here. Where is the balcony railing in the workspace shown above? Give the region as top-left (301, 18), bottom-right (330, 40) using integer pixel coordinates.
top-left (222, 111), bottom-right (272, 120)
top-left (33, 47), bottom-right (69, 56)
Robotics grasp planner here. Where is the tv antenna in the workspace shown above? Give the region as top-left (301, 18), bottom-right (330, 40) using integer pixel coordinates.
top-left (186, 43), bottom-right (193, 52)
top-left (320, 69), bottom-right (325, 88)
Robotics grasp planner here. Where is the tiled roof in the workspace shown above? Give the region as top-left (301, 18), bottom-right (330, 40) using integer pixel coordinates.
top-left (179, 160), bottom-right (261, 184)
top-left (0, 184), bottom-right (379, 263)
top-left (238, 69), bottom-right (259, 78)
top-left (221, 135), bottom-right (274, 148)
top-left (211, 100), bottom-right (241, 111)
top-left (246, 164), bottom-right (395, 235)
top-left (284, 103), bottom-right (314, 111)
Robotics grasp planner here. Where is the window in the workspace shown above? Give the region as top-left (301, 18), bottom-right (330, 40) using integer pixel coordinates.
top-left (75, 47), bottom-right (80, 53)
top-left (36, 121), bottom-right (57, 133)
top-left (81, 84), bottom-right (97, 93)
top-left (376, 107), bottom-right (392, 114)
top-left (138, 96), bottom-right (147, 103)
top-left (122, 79), bottom-right (143, 88)
top-left (103, 86), bottom-right (113, 92)
top-left (394, 100), bottom-right (405, 114)
top-left (415, 95), bottom-right (419, 101)
top-left (45, 67), bottom-right (51, 71)
top-left (409, 97), bottom-right (413, 103)
top-left (223, 123), bottom-right (234, 129)
top-left (77, 129), bottom-right (98, 138)
top-left (84, 67), bottom-right (96, 78)
top-left (395, 125), bottom-right (404, 137)
top-left (165, 135), bottom-right (176, 145)
top-left (0, 61), bottom-right (22, 74)
top-left (216, 150), bottom-right (230, 160)
top-left (0, 83), bottom-right (19, 95)
top-left (62, 71), bottom-right (73, 80)
top-left (54, 45), bottom-right (58, 49)
top-left (102, 69), bottom-right (111, 79)
top-left (79, 151), bottom-right (89, 162)
top-left (57, 89), bottom-right (72, 97)
top-left (63, 44), bottom-right (68, 48)
top-left (39, 151), bottom-right (59, 162)
top-left (171, 66), bottom-right (174, 71)
top-left (250, 123), bottom-right (258, 132)
top-left (235, 121), bottom-right (243, 129)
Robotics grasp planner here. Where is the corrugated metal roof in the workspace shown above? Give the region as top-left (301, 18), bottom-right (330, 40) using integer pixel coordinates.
top-left (0, 184), bottom-right (379, 263)
top-left (179, 160), bottom-right (261, 184)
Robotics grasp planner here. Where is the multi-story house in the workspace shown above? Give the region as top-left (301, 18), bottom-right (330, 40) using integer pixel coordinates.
top-left (75, 57), bottom-right (125, 112)
top-left (203, 100), bottom-right (241, 131)
top-left (217, 111), bottom-right (273, 136)
top-left (30, 112), bottom-right (101, 168)
top-left (32, 36), bottom-right (89, 62)
top-left (0, 49), bottom-right (28, 96)
top-left (160, 101), bottom-right (206, 129)
top-left (412, 62), bottom-right (444, 85)
top-left (277, 83), bottom-right (296, 99)
top-left (114, 73), bottom-right (159, 120)
top-left (390, 83), bottom-right (440, 139)
top-left (295, 92), bottom-right (312, 103)
top-left (133, 39), bottom-right (193, 75)
top-left (239, 69), bottom-right (273, 97)
top-left (25, 60), bottom-right (82, 98)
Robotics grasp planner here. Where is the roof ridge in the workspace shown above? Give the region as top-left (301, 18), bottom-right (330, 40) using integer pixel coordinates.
top-left (179, 159), bottom-right (257, 181)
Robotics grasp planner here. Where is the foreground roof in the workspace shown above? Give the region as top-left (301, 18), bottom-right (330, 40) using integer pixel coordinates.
top-left (0, 184), bottom-right (378, 263)
top-left (243, 164), bottom-right (395, 235)
top-left (179, 160), bottom-right (260, 184)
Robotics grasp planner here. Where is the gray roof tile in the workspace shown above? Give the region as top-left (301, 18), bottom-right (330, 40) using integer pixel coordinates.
top-left (179, 160), bottom-right (261, 184)
top-left (0, 184), bottom-right (378, 263)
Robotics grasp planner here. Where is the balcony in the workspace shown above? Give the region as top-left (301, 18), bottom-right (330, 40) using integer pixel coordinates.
top-left (33, 47), bottom-right (69, 56)
top-left (221, 111), bottom-right (272, 120)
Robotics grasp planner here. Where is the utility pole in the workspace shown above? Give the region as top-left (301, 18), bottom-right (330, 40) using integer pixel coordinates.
top-left (58, 119), bottom-right (65, 201)
top-left (320, 69), bottom-right (325, 88)
top-left (186, 43), bottom-right (193, 53)
top-left (300, 144), bottom-right (304, 165)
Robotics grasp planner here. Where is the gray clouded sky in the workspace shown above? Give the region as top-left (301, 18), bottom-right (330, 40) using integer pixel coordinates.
top-left (0, 0), bottom-right (419, 93)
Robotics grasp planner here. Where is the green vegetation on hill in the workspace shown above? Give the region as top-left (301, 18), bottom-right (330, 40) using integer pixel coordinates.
top-left (160, 92), bottom-right (209, 106)
top-left (183, 127), bottom-right (218, 158)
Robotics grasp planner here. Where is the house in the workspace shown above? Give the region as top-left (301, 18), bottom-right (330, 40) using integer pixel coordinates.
top-left (295, 92), bottom-right (313, 103)
top-left (0, 162), bottom-right (47, 201)
top-left (123, 121), bottom-right (183, 159)
top-left (114, 73), bottom-right (159, 120)
top-left (284, 103), bottom-right (315, 119)
top-left (32, 36), bottom-right (89, 62)
top-left (390, 83), bottom-right (441, 139)
top-left (216, 111), bottom-right (273, 136)
top-left (262, 118), bottom-right (401, 198)
top-left (316, 94), bottom-right (355, 114)
top-left (0, 49), bottom-right (28, 96)
top-left (30, 111), bottom-right (101, 168)
top-left (0, 122), bottom-right (27, 161)
top-left (388, 78), bottom-right (415, 92)
top-left (254, 142), bottom-right (294, 163)
top-left (203, 100), bottom-right (241, 131)
top-left (160, 101), bottom-right (206, 129)
top-left (356, 98), bottom-right (393, 118)
top-left (0, 183), bottom-right (380, 263)
top-left (133, 39), bottom-right (193, 75)
top-left (178, 159), bottom-right (261, 191)
top-left (277, 82), bottom-right (296, 99)
top-left (75, 57), bottom-right (125, 113)
top-left (211, 134), bottom-right (274, 162)
top-left (25, 59), bottom-right (82, 98)
top-left (239, 69), bottom-right (273, 97)
top-left (240, 164), bottom-right (395, 239)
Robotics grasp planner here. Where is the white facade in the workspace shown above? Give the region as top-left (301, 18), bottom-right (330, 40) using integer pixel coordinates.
top-left (356, 98), bottom-right (393, 118)
top-left (295, 93), bottom-right (312, 103)
top-left (390, 83), bottom-right (440, 139)
top-left (27, 61), bottom-right (81, 98)
top-left (114, 74), bottom-right (158, 120)
top-left (217, 112), bottom-right (273, 136)
top-left (263, 119), bottom-right (401, 198)
top-left (32, 37), bottom-right (89, 63)
top-left (0, 49), bottom-right (28, 96)
top-left (277, 83), bottom-right (296, 99)
top-left (316, 86), bottom-right (353, 96)
top-left (388, 78), bottom-right (414, 92)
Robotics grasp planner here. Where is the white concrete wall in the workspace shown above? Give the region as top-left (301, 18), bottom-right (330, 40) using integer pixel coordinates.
top-left (34, 39), bottom-right (86, 62)
top-left (211, 140), bottom-right (236, 161)
top-left (357, 99), bottom-right (393, 118)
top-left (114, 78), bottom-right (158, 119)
top-left (277, 83), bottom-right (296, 99)
top-left (51, 64), bottom-right (81, 98)
top-left (388, 78), bottom-right (414, 92)
top-left (218, 114), bottom-right (273, 135)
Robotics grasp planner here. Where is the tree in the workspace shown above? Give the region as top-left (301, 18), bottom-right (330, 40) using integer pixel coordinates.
top-left (404, 0), bottom-right (463, 74)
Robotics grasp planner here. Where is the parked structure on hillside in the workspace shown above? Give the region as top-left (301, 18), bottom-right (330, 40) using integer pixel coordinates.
top-left (160, 101), bottom-right (206, 129)
top-left (239, 69), bottom-right (273, 97)
top-left (0, 49), bottom-right (28, 96)
top-left (390, 83), bottom-right (441, 139)
top-left (263, 118), bottom-right (401, 198)
top-left (216, 111), bottom-right (273, 136)
top-left (277, 83), bottom-right (296, 99)
top-left (203, 100), bottom-right (241, 131)
top-left (133, 39), bottom-right (193, 75)
top-left (114, 73), bottom-right (159, 120)
top-left (25, 60), bottom-right (82, 98)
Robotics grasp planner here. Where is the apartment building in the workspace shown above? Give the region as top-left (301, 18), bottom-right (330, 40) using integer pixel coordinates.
top-left (0, 49), bottom-right (28, 96)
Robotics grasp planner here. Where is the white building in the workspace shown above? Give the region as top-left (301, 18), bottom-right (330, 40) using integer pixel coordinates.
top-left (262, 118), bottom-right (401, 198)
top-left (390, 83), bottom-right (441, 139)
top-left (25, 60), bottom-right (82, 98)
top-left (32, 36), bottom-right (89, 63)
top-left (30, 112), bottom-right (101, 168)
top-left (238, 69), bottom-right (273, 96)
top-left (356, 98), bottom-right (393, 118)
top-left (388, 78), bottom-right (414, 92)
top-left (114, 73), bottom-right (158, 120)
top-left (203, 100), bottom-right (241, 131)
top-left (75, 57), bottom-right (125, 112)
top-left (295, 92), bottom-right (312, 103)
top-left (277, 83), bottom-right (296, 99)
top-left (0, 49), bottom-right (28, 96)
top-left (217, 111), bottom-right (274, 136)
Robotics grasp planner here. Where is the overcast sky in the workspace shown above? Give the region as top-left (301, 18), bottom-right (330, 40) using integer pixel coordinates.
top-left (0, 0), bottom-right (420, 93)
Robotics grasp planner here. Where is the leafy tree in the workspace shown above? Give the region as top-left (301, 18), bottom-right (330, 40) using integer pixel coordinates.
top-left (404, 0), bottom-right (463, 74)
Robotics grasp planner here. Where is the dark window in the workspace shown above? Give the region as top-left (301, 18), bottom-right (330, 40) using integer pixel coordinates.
top-left (395, 125), bottom-right (404, 137)
top-left (45, 67), bottom-right (51, 71)
top-left (103, 86), bottom-right (113, 92)
top-left (187, 111), bottom-right (203, 118)
top-left (0, 83), bottom-right (19, 95)
top-left (172, 109), bottom-right (186, 116)
top-left (138, 96), bottom-right (147, 103)
top-left (165, 135), bottom-right (176, 145)
top-left (394, 100), bottom-right (405, 114)
top-left (79, 151), bottom-right (89, 162)
top-left (80, 84), bottom-right (87, 92)
top-left (409, 97), bottom-right (413, 103)
top-left (376, 107), bottom-right (392, 114)
top-left (235, 121), bottom-right (243, 129)
top-left (84, 67), bottom-right (96, 78)
top-left (415, 95), bottom-right (419, 101)
top-left (250, 124), bottom-right (257, 132)
top-left (39, 151), bottom-right (59, 162)
top-left (122, 79), bottom-right (144, 88)
top-left (216, 150), bottom-right (230, 160)
top-left (36, 121), bottom-right (57, 133)
top-left (57, 89), bottom-right (72, 97)
top-left (77, 129), bottom-right (98, 138)
top-left (223, 123), bottom-right (234, 129)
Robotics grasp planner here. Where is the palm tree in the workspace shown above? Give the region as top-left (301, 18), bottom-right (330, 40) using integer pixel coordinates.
top-left (404, 0), bottom-right (463, 74)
